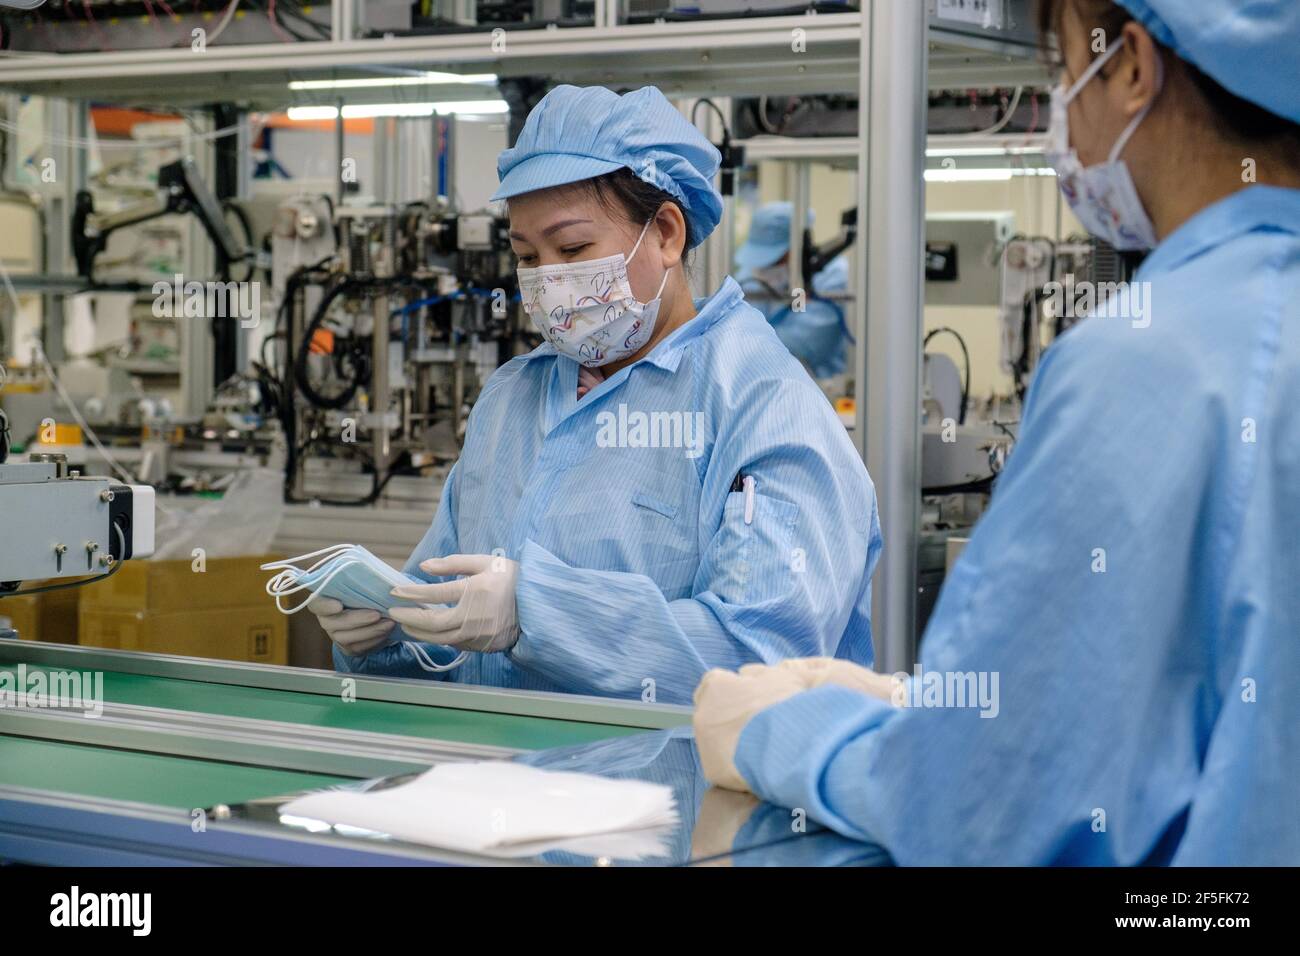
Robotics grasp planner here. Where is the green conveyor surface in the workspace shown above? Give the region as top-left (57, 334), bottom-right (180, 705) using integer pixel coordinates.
top-left (1, 665), bottom-right (643, 751)
top-left (0, 735), bottom-right (349, 808)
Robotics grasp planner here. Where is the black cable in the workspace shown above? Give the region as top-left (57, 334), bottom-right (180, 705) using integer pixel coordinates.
top-left (247, 0), bottom-right (324, 42)
top-left (691, 98), bottom-right (729, 135)
top-left (275, 260), bottom-right (337, 502)
top-left (275, 0), bottom-right (331, 38)
top-left (0, 524), bottom-right (127, 598)
top-left (293, 277), bottom-right (368, 410)
top-left (275, 263), bottom-right (406, 507)
top-left (285, 437), bottom-right (412, 507)
top-left (924, 326), bottom-right (971, 425)
top-left (922, 474), bottom-right (997, 497)
top-left (219, 198), bottom-right (256, 283)
top-left (263, 255), bottom-right (335, 376)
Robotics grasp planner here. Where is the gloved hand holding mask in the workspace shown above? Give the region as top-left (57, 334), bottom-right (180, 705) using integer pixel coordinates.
top-left (262, 545), bottom-right (468, 672)
top-left (388, 553), bottom-right (522, 654)
top-left (305, 596), bottom-right (396, 657)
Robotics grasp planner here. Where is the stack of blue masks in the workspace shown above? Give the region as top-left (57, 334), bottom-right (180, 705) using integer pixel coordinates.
top-left (262, 545), bottom-right (467, 673)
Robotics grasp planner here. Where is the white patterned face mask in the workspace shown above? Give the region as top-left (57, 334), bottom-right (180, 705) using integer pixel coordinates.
top-left (517, 221), bottom-right (670, 368)
top-left (1044, 36), bottom-right (1163, 252)
top-left (262, 545), bottom-right (467, 673)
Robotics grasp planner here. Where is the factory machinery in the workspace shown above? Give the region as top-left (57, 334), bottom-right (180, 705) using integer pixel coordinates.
top-left (260, 196), bottom-right (534, 506)
top-left (8, 146), bottom-right (537, 514)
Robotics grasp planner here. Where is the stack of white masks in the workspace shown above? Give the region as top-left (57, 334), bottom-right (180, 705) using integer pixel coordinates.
top-left (279, 761), bottom-right (678, 860)
top-left (261, 544), bottom-right (467, 673)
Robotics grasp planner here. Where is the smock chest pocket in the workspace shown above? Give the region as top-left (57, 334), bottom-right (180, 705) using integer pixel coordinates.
top-left (542, 475), bottom-right (701, 601)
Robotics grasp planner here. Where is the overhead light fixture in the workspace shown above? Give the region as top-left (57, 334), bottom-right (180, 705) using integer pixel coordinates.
top-left (289, 72), bottom-right (498, 91)
top-left (924, 167), bottom-right (1057, 183)
top-left (926, 145), bottom-right (1045, 158)
top-left (285, 106), bottom-right (340, 121)
top-left (286, 101), bottom-right (508, 121)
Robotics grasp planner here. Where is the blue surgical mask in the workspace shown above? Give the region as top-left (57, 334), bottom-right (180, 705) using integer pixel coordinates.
top-left (262, 545), bottom-right (467, 673)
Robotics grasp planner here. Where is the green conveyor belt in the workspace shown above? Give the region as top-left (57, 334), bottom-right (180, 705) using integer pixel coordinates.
top-left (1, 665), bottom-right (642, 751)
top-left (0, 735), bottom-right (349, 809)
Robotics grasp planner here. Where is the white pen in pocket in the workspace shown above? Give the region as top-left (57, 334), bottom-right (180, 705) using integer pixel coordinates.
top-left (743, 475), bottom-right (756, 525)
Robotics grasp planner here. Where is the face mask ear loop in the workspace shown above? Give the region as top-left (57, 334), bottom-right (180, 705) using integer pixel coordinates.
top-left (1064, 35), bottom-right (1126, 104)
top-left (626, 219), bottom-right (654, 262)
top-left (628, 219), bottom-right (672, 304)
top-left (1108, 51), bottom-right (1164, 163)
top-left (262, 543), bottom-right (357, 571)
top-left (652, 264), bottom-right (672, 302)
top-left (265, 546), bottom-right (354, 611)
top-left (265, 546), bottom-right (357, 612)
top-left (267, 554), bottom-right (364, 614)
top-left (403, 642), bottom-right (469, 673)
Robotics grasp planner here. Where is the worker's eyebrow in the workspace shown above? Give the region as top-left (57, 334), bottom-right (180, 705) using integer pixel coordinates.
top-left (509, 218), bottom-right (594, 241)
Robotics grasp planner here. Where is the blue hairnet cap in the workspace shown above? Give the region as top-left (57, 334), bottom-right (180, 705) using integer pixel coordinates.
top-left (735, 202), bottom-right (815, 270)
top-left (491, 85), bottom-right (723, 249)
top-left (1117, 0), bottom-right (1300, 124)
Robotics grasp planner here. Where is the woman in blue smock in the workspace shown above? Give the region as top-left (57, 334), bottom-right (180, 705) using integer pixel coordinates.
top-left (695, 0), bottom-right (1300, 864)
top-left (308, 85), bottom-right (882, 705)
top-left (735, 201), bottom-right (853, 380)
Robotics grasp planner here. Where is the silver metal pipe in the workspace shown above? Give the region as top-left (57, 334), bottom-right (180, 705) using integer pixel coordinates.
top-left (371, 293), bottom-right (390, 470)
top-left (857, 1), bottom-right (928, 674)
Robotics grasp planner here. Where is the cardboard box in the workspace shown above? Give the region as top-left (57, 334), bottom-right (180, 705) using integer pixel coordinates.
top-left (0, 595), bottom-right (40, 641)
top-left (78, 606), bottom-right (286, 664)
top-left (78, 555), bottom-right (286, 664)
top-left (0, 589), bottom-right (80, 643)
top-left (38, 589), bottom-right (80, 643)
top-left (80, 554), bottom-right (276, 614)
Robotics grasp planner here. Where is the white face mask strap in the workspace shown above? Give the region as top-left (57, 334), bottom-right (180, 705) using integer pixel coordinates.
top-left (627, 219), bottom-right (654, 262)
top-left (1109, 51), bottom-right (1164, 163)
top-left (262, 543), bottom-right (356, 571)
top-left (265, 554), bottom-right (364, 614)
top-left (653, 264), bottom-right (672, 301)
top-left (628, 219), bottom-right (672, 302)
top-left (1065, 35), bottom-right (1126, 103)
top-left (403, 642), bottom-right (468, 673)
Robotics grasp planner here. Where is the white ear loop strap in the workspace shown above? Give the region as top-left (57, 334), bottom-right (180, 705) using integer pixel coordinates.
top-left (264, 546), bottom-right (468, 672)
top-left (1064, 36), bottom-right (1125, 102)
top-left (628, 219), bottom-right (672, 302)
top-left (404, 642), bottom-right (468, 674)
top-left (263, 545), bottom-right (359, 614)
top-left (1109, 51), bottom-right (1164, 162)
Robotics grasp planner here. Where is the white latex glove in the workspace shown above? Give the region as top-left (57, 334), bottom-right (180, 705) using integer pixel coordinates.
top-left (693, 664), bottom-right (810, 793)
top-left (307, 596), bottom-right (396, 657)
top-left (774, 657), bottom-right (903, 702)
top-left (387, 553), bottom-right (521, 653)
top-left (693, 658), bottom-right (902, 793)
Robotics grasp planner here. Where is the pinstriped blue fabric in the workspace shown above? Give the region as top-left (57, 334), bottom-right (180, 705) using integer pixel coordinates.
top-left (733, 187), bottom-right (1300, 865)
top-left (334, 277), bottom-right (882, 704)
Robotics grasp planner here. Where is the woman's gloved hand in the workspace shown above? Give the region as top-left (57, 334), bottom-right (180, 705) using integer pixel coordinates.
top-left (774, 657), bottom-right (902, 700)
top-left (693, 658), bottom-right (902, 793)
top-left (306, 597), bottom-right (396, 657)
top-left (388, 554), bottom-right (521, 653)
top-left (693, 664), bottom-right (811, 792)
